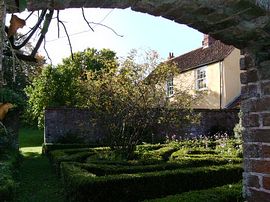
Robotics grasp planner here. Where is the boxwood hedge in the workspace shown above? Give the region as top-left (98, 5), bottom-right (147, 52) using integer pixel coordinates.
top-left (146, 181), bottom-right (243, 202)
top-left (61, 163), bottom-right (243, 202)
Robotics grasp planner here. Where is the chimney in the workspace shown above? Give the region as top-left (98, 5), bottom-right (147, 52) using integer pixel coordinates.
top-left (168, 52), bottom-right (174, 59)
top-left (202, 34), bottom-right (216, 48)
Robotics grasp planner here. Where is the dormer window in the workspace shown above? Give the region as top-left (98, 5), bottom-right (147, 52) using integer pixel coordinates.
top-left (166, 76), bottom-right (174, 97)
top-left (196, 66), bottom-right (207, 90)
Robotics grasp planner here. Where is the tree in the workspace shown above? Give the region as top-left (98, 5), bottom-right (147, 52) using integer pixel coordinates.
top-left (25, 48), bottom-right (118, 127)
top-left (81, 50), bottom-right (198, 159)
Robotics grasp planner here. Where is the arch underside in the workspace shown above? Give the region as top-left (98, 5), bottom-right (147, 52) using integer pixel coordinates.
top-left (4, 0), bottom-right (270, 50)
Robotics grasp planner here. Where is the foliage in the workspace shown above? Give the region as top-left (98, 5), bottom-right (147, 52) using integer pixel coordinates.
top-left (0, 150), bottom-right (20, 201)
top-left (234, 110), bottom-right (244, 140)
top-left (61, 162), bottom-right (242, 202)
top-left (61, 48), bottom-right (118, 73)
top-left (81, 50), bottom-right (198, 158)
top-left (2, 42), bottom-right (44, 115)
top-left (25, 48), bottom-right (118, 128)
top-left (146, 182), bottom-right (243, 202)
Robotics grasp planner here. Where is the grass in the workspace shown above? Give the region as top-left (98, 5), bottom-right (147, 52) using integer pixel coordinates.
top-left (19, 127), bottom-right (44, 147)
top-left (16, 127), bottom-right (64, 202)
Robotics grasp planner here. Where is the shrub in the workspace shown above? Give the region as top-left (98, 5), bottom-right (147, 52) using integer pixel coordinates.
top-left (146, 181), bottom-right (243, 202)
top-left (138, 146), bottom-right (178, 162)
top-left (61, 163), bottom-right (243, 202)
top-left (48, 147), bottom-right (110, 173)
top-left (0, 150), bottom-right (20, 201)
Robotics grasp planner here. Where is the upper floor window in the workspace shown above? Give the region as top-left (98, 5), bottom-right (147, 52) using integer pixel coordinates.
top-left (166, 76), bottom-right (174, 97)
top-left (196, 67), bottom-right (207, 90)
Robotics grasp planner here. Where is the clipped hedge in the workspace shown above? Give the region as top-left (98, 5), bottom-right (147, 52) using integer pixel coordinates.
top-left (61, 163), bottom-right (243, 202)
top-left (48, 147), bottom-right (110, 173)
top-left (71, 156), bottom-right (242, 177)
top-left (0, 150), bottom-right (20, 201)
top-left (146, 182), bottom-right (243, 202)
top-left (42, 143), bottom-right (101, 154)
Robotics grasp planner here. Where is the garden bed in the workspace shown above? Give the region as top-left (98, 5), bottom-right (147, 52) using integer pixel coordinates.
top-left (46, 138), bottom-right (243, 201)
top-left (61, 162), bottom-right (242, 202)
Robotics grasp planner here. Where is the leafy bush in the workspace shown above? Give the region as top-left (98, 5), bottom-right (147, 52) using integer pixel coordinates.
top-left (138, 146), bottom-right (178, 162)
top-left (0, 150), bottom-right (20, 201)
top-left (146, 181), bottom-right (243, 202)
top-left (61, 163), bottom-right (243, 202)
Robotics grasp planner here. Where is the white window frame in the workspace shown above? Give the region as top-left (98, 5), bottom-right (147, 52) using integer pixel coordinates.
top-left (166, 76), bottom-right (174, 97)
top-left (196, 66), bottom-right (207, 90)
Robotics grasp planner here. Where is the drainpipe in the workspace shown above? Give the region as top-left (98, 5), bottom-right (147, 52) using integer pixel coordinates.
top-left (219, 61), bottom-right (223, 110)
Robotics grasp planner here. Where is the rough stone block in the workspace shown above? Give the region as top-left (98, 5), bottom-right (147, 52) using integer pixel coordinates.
top-left (263, 176), bottom-right (270, 190)
top-left (243, 173), bottom-right (260, 189)
top-left (240, 70), bottom-right (258, 84)
top-left (246, 188), bottom-right (270, 202)
top-left (245, 129), bottom-right (270, 143)
top-left (261, 81), bottom-right (270, 95)
top-left (240, 55), bottom-right (255, 70)
top-left (242, 113), bottom-right (260, 128)
top-left (262, 145), bottom-right (270, 158)
top-left (245, 159), bottom-right (270, 174)
top-left (263, 113), bottom-right (270, 126)
top-left (259, 60), bottom-right (270, 80)
top-left (241, 84), bottom-right (259, 99)
top-left (243, 143), bottom-right (262, 158)
top-left (250, 97), bottom-right (270, 112)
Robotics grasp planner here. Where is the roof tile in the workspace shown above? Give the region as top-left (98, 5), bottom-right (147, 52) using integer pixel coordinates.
top-left (170, 40), bottom-right (235, 72)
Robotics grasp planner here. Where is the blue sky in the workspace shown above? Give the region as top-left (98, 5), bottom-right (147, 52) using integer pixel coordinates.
top-left (7, 8), bottom-right (203, 65)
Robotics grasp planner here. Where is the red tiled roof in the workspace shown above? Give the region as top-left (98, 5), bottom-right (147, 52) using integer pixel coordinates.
top-left (169, 40), bottom-right (235, 72)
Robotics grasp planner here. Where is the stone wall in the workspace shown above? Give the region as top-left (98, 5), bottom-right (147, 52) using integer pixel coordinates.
top-left (44, 107), bottom-right (105, 144)
top-left (193, 109), bottom-right (239, 136)
top-left (45, 107), bottom-right (239, 144)
top-left (241, 49), bottom-right (270, 200)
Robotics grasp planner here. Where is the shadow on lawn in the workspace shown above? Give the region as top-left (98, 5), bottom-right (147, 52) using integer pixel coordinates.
top-left (17, 128), bottom-right (64, 202)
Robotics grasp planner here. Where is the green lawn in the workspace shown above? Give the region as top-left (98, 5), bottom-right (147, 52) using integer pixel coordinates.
top-left (19, 127), bottom-right (44, 147)
top-left (16, 127), bottom-right (64, 202)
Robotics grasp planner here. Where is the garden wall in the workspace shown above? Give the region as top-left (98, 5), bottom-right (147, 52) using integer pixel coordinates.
top-left (193, 109), bottom-right (239, 136)
top-left (44, 107), bottom-right (239, 144)
top-left (44, 107), bottom-right (105, 145)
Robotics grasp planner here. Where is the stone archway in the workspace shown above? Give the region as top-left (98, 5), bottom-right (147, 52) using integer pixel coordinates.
top-left (3, 1), bottom-right (270, 201)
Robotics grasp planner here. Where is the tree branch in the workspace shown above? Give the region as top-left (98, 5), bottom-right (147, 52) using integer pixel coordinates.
top-left (14, 10), bottom-right (47, 50)
top-left (57, 10), bottom-right (60, 38)
top-left (31, 10), bottom-right (54, 58)
top-left (43, 36), bottom-right (52, 65)
top-left (57, 13), bottom-right (74, 60)
top-left (81, 8), bottom-right (123, 37)
top-left (81, 8), bottom-right (94, 32)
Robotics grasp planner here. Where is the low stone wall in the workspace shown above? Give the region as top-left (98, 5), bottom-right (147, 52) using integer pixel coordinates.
top-left (192, 109), bottom-right (240, 136)
top-left (45, 107), bottom-right (239, 144)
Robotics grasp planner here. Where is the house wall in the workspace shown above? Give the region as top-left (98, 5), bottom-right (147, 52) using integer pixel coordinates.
top-left (173, 49), bottom-right (241, 109)
top-left (174, 62), bottom-right (221, 109)
top-left (222, 49), bottom-right (242, 108)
